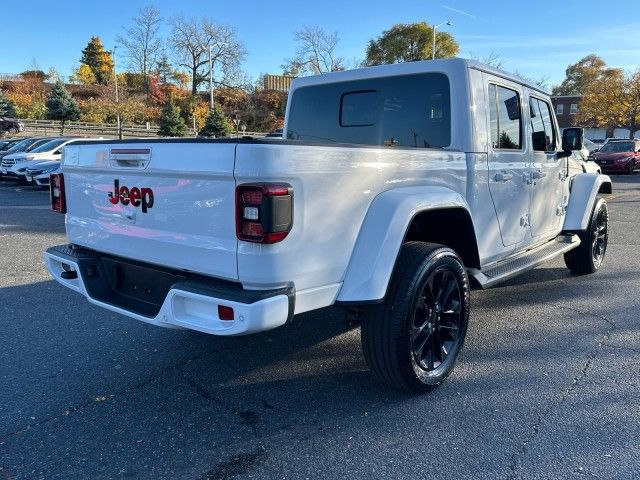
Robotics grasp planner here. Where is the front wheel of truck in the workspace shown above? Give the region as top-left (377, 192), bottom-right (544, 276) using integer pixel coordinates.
top-left (361, 242), bottom-right (470, 393)
top-left (564, 197), bottom-right (609, 275)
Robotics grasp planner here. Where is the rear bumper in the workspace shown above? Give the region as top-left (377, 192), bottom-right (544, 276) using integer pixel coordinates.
top-left (44, 245), bottom-right (295, 336)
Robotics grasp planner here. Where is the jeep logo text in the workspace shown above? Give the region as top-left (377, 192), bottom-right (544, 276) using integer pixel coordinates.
top-left (108, 179), bottom-right (154, 213)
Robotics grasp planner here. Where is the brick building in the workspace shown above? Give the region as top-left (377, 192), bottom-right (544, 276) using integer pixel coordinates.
top-left (551, 95), bottom-right (637, 140)
top-left (550, 95), bottom-right (582, 129)
top-left (263, 74), bottom-right (295, 93)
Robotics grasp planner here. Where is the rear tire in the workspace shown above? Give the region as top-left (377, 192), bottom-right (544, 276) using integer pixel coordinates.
top-left (7, 127), bottom-right (18, 135)
top-left (361, 242), bottom-right (470, 393)
top-left (564, 198), bottom-right (608, 275)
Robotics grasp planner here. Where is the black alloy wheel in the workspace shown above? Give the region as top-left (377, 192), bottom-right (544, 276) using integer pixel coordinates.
top-left (591, 201), bottom-right (608, 270)
top-left (361, 242), bottom-right (470, 393)
top-left (565, 197), bottom-right (609, 275)
top-left (411, 267), bottom-right (464, 376)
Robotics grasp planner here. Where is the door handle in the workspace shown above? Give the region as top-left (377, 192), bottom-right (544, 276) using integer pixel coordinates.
top-left (109, 148), bottom-right (151, 169)
top-left (531, 170), bottom-right (547, 179)
top-left (494, 172), bottom-right (513, 182)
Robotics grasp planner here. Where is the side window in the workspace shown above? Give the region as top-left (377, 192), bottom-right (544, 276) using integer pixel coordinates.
top-left (488, 84), bottom-right (522, 150)
top-left (530, 98), bottom-right (556, 152)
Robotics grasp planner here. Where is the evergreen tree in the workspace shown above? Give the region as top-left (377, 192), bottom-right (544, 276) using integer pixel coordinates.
top-left (155, 53), bottom-right (173, 83)
top-left (199, 105), bottom-right (230, 138)
top-left (80, 36), bottom-right (114, 85)
top-left (158, 99), bottom-right (187, 137)
top-left (0, 92), bottom-right (17, 118)
top-left (45, 81), bottom-right (81, 134)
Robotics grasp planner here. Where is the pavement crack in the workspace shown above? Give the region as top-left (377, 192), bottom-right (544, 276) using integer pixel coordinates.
top-left (551, 303), bottom-right (617, 330)
top-left (601, 343), bottom-right (640, 354)
top-left (183, 376), bottom-right (262, 435)
top-left (505, 302), bottom-right (616, 480)
top-left (0, 342), bottom-right (251, 443)
top-left (183, 377), bottom-right (226, 407)
top-left (197, 447), bottom-right (266, 480)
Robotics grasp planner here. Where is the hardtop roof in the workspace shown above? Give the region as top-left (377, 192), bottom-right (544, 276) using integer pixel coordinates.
top-left (290, 57), bottom-right (549, 96)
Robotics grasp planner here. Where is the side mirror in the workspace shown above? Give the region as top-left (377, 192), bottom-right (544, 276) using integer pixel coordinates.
top-left (562, 127), bottom-right (584, 151)
top-left (592, 148), bottom-right (599, 153)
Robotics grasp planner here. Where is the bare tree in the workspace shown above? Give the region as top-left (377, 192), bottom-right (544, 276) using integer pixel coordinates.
top-left (466, 51), bottom-right (504, 69)
top-left (513, 70), bottom-right (551, 92)
top-left (282, 26), bottom-right (345, 76)
top-left (117, 5), bottom-right (163, 95)
top-left (170, 16), bottom-right (246, 95)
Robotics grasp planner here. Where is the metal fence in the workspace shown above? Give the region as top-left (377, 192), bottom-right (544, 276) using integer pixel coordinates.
top-left (18, 119), bottom-right (268, 139)
top-left (21, 120), bottom-right (159, 138)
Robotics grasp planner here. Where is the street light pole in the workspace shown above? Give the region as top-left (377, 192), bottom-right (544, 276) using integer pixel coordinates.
top-left (208, 45), bottom-right (213, 109)
top-left (204, 42), bottom-right (227, 110)
top-left (432, 20), bottom-right (453, 60)
top-left (113, 46), bottom-right (121, 139)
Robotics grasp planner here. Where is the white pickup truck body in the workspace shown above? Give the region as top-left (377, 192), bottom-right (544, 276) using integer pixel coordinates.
top-left (45, 59), bottom-right (612, 391)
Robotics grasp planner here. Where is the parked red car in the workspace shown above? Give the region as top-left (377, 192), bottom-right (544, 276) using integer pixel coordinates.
top-left (591, 139), bottom-right (640, 174)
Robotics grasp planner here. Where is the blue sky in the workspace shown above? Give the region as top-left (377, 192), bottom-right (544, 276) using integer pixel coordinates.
top-left (2, 0), bottom-right (639, 89)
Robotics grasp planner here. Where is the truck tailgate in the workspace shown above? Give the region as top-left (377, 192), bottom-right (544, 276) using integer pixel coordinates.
top-left (62, 141), bottom-right (238, 281)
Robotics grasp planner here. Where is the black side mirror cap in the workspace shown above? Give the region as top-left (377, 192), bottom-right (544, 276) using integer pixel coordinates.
top-left (562, 127), bottom-right (584, 152)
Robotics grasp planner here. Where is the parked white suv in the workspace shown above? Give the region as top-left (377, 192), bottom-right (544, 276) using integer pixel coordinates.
top-left (44, 59), bottom-right (611, 393)
top-left (2, 137), bottom-right (75, 180)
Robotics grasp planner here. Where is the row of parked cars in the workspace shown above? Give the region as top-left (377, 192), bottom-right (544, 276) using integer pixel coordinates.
top-left (0, 136), bottom-right (106, 186)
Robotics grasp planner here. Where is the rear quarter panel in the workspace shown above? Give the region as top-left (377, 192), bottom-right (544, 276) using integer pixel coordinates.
top-left (234, 144), bottom-right (500, 295)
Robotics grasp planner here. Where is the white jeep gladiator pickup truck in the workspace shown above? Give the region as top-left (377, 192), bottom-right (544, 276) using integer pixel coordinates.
top-left (45, 59), bottom-right (612, 393)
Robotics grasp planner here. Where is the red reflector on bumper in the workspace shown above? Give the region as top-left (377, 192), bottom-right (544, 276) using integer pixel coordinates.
top-left (218, 305), bottom-right (234, 321)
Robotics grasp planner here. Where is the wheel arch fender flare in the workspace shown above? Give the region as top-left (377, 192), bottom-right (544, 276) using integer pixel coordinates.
top-left (336, 186), bottom-right (477, 303)
top-left (564, 173), bottom-right (612, 232)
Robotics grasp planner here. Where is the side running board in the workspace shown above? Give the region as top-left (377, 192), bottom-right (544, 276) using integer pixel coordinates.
top-left (468, 234), bottom-right (580, 289)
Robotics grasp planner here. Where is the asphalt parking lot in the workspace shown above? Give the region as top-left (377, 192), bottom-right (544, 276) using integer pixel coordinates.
top-left (1, 176), bottom-right (639, 480)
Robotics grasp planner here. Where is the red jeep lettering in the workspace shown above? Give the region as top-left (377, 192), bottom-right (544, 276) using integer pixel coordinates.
top-left (108, 179), bottom-right (154, 213)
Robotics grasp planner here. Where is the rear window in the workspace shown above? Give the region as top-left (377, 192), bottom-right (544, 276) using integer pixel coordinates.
top-left (286, 73), bottom-right (451, 149)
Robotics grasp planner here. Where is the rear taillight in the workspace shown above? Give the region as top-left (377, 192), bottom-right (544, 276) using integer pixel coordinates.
top-left (236, 183), bottom-right (293, 243)
top-left (50, 173), bottom-right (66, 213)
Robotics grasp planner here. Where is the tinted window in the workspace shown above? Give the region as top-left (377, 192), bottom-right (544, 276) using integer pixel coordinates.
top-left (530, 98), bottom-right (556, 151)
top-left (287, 73), bottom-right (450, 148)
top-left (489, 84), bottom-right (522, 150)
